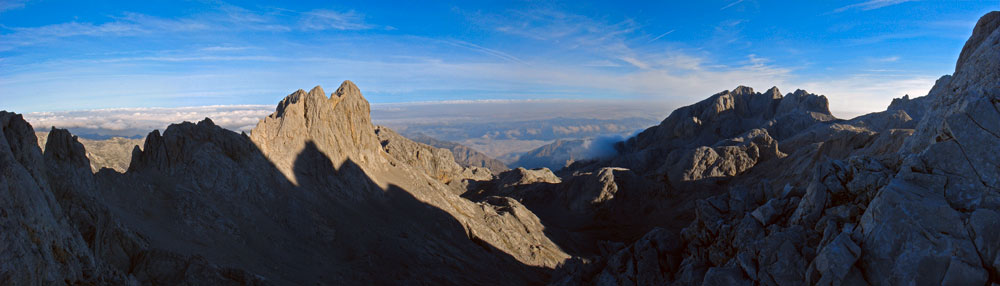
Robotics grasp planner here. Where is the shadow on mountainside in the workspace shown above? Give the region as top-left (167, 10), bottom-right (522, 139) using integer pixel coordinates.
top-left (462, 166), bottom-right (731, 260)
top-left (291, 141), bottom-right (551, 285)
top-left (39, 118), bottom-right (551, 285)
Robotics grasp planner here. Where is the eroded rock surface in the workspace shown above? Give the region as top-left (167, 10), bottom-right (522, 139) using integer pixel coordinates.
top-left (408, 132), bottom-right (509, 173)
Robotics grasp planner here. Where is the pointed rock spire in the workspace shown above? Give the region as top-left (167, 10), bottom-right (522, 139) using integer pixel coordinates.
top-left (334, 80), bottom-right (361, 99)
top-left (765, 86), bottom-right (782, 99)
top-left (732, 85), bottom-right (754, 96)
top-left (308, 85), bottom-right (326, 99)
top-left (44, 128), bottom-right (89, 169)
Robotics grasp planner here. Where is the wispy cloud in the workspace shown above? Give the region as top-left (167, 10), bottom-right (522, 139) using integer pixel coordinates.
top-left (200, 45), bottom-right (254, 52)
top-left (720, 0), bottom-right (744, 10)
top-left (299, 9), bottom-right (372, 31)
top-left (1, 2), bottom-right (961, 121)
top-left (875, 55), bottom-right (900, 62)
top-left (487, 8), bottom-right (639, 51)
top-left (832, 0), bottom-right (914, 13)
top-left (619, 56), bottom-right (651, 69)
top-left (0, 13), bottom-right (208, 51)
top-left (647, 29), bottom-right (674, 43)
top-left (0, 0), bottom-right (27, 13)
top-left (443, 40), bottom-right (525, 64)
top-left (0, 5), bottom-right (373, 51)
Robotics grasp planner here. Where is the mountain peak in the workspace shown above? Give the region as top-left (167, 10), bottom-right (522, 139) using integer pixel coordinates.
top-left (765, 86), bottom-right (782, 99)
top-left (956, 11), bottom-right (1000, 72)
top-left (334, 80), bottom-right (361, 100)
top-left (308, 85), bottom-right (326, 98)
top-left (731, 85), bottom-right (754, 96)
top-left (250, 81), bottom-right (384, 184)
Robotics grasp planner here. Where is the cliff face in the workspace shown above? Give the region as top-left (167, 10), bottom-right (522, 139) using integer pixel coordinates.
top-left (248, 83), bottom-right (386, 185)
top-left (0, 113), bottom-right (105, 285)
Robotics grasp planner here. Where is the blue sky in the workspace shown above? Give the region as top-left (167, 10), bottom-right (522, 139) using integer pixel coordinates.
top-left (0, 0), bottom-right (995, 117)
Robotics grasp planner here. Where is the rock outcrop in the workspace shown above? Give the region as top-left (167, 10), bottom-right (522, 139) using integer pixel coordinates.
top-left (408, 133), bottom-right (509, 173)
top-left (375, 125), bottom-right (492, 188)
top-left (855, 11), bottom-right (1000, 284)
top-left (665, 128), bottom-right (785, 182)
top-left (37, 131), bottom-right (143, 173)
top-left (0, 113), bottom-right (105, 285)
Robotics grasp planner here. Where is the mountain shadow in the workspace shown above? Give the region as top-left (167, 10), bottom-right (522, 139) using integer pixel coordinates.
top-left (290, 141), bottom-right (551, 285)
top-left (25, 115), bottom-right (553, 285)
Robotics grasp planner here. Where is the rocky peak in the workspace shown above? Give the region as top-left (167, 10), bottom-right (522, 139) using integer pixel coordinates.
top-left (250, 80), bottom-right (385, 183)
top-left (627, 85), bottom-right (832, 156)
top-left (764, 86), bottom-right (782, 99)
top-left (129, 118), bottom-right (258, 173)
top-left (1, 112), bottom-right (48, 185)
top-left (0, 112), bottom-right (101, 285)
top-left (334, 80), bottom-right (362, 100)
top-left (903, 11), bottom-right (1000, 153)
top-left (498, 167), bottom-right (561, 188)
top-left (43, 128), bottom-right (90, 169)
top-left (308, 85), bottom-right (325, 98)
top-left (777, 89), bottom-right (831, 116)
top-left (731, 85), bottom-right (754, 96)
top-left (956, 11), bottom-right (999, 72)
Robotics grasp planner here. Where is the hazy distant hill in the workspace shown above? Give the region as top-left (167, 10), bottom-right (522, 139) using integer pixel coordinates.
top-left (385, 116), bottom-right (657, 159)
top-left (503, 139), bottom-right (587, 171)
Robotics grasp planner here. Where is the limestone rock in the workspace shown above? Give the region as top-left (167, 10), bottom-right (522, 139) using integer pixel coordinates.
top-left (408, 133), bottom-right (509, 173)
top-left (0, 112), bottom-right (101, 284)
top-left (591, 228), bottom-right (682, 286)
top-left (666, 129), bottom-right (785, 182)
top-left (499, 167), bottom-right (561, 188)
top-left (610, 86), bottom-right (832, 175)
top-left (249, 83), bottom-right (387, 184)
top-left (37, 131), bottom-right (143, 173)
top-left (806, 232), bottom-right (863, 286)
top-left (375, 125), bottom-right (488, 184)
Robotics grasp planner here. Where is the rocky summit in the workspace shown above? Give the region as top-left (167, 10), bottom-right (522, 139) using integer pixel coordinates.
top-left (2, 10), bottom-right (1000, 286)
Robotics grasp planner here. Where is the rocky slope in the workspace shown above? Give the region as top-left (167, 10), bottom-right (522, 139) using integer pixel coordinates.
top-left (408, 132), bottom-right (510, 173)
top-left (375, 125), bottom-right (493, 192)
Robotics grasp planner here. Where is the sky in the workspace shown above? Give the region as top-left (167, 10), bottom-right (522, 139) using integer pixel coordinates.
top-left (0, 0), bottom-right (996, 119)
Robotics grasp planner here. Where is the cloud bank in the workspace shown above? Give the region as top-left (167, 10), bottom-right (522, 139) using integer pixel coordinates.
top-left (23, 105), bottom-right (273, 139)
